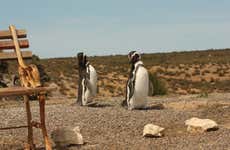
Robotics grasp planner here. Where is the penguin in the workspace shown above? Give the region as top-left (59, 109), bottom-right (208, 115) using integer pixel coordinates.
top-left (77, 53), bottom-right (97, 106)
top-left (0, 74), bottom-right (7, 88)
top-left (125, 51), bottom-right (149, 110)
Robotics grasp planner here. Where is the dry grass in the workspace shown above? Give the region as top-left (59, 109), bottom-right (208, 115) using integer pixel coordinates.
top-left (1, 93), bottom-right (230, 149)
top-left (2, 49), bottom-right (230, 97)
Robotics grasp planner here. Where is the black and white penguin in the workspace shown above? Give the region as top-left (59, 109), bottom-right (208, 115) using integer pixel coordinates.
top-left (124, 51), bottom-right (149, 110)
top-left (77, 53), bottom-right (97, 106)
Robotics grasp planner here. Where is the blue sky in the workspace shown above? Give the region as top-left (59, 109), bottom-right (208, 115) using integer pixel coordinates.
top-left (1, 0), bottom-right (230, 58)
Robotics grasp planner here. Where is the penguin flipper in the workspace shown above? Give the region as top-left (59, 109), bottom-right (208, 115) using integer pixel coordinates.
top-left (128, 79), bottom-right (134, 100)
top-left (85, 79), bottom-right (92, 93)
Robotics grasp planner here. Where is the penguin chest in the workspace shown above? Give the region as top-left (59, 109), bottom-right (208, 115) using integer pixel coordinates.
top-left (134, 67), bottom-right (149, 96)
top-left (83, 65), bottom-right (97, 102)
top-left (88, 65), bottom-right (97, 96)
top-left (129, 67), bottom-right (149, 108)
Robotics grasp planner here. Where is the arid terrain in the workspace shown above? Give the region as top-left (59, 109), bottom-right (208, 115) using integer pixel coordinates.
top-left (2, 49), bottom-right (230, 98)
top-left (0, 93), bottom-right (230, 150)
top-left (1, 49), bottom-right (230, 149)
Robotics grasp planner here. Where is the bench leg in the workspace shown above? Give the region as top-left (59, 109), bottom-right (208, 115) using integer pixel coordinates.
top-left (24, 95), bottom-right (35, 150)
top-left (38, 94), bottom-right (52, 150)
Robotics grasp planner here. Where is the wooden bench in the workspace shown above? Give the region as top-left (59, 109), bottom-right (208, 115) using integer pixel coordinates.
top-left (0, 25), bottom-right (54, 150)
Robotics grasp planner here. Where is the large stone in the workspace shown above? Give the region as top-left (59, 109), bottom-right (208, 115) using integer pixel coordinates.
top-left (51, 126), bottom-right (84, 148)
top-left (190, 88), bottom-right (201, 94)
top-left (176, 88), bottom-right (188, 95)
top-left (143, 124), bottom-right (164, 137)
top-left (185, 117), bottom-right (218, 133)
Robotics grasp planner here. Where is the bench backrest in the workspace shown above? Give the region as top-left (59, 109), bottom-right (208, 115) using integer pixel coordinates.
top-left (0, 25), bottom-right (40, 88)
top-left (0, 26), bottom-right (32, 60)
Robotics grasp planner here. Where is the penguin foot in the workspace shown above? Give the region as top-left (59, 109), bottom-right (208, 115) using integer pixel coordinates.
top-left (71, 102), bottom-right (82, 106)
top-left (121, 99), bottom-right (127, 107)
top-left (128, 107), bottom-right (134, 110)
top-left (85, 101), bottom-right (97, 107)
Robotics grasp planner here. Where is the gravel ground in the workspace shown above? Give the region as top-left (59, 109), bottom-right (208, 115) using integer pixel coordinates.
top-left (0, 93), bottom-right (230, 150)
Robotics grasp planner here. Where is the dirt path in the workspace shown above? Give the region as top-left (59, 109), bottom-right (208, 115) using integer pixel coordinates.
top-left (0, 93), bottom-right (230, 150)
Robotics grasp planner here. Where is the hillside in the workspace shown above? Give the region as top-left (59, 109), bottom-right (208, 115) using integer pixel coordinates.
top-left (1, 49), bottom-right (230, 149)
top-left (2, 48), bottom-right (230, 98)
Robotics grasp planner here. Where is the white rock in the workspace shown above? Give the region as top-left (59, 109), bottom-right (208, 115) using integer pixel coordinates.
top-left (143, 124), bottom-right (164, 137)
top-left (185, 117), bottom-right (218, 133)
top-left (51, 126), bottom-right (84, 148)
top-left (73, 126), bottom-right (83, 144)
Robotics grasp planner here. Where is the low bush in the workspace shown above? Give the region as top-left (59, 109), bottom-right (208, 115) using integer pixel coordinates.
top-left (149, 73), bottom-right (167, 96)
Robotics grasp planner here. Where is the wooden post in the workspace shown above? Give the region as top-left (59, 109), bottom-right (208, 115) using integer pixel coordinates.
top-left (38, 93), bottom-right (52, 150)
top-left (9, 25), bottom-right (27, 68)
top-left (23, 95), bottom-right (35, 150)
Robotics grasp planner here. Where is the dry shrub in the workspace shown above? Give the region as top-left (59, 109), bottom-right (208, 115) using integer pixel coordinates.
top-left (149, 73), bottom-right (167, 96)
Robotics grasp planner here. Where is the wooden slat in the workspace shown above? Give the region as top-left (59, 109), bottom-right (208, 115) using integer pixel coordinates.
top-left (9, 25), bottom-right (27, 68)
top-left (0, 39), bottom-right (29, 50)
top-left (0, 29), bottom-right (27, 39)
top-left (0, 51), bottom-right (32, 60)
top-left (0, 125), bottom-right (28, 130)
top-left (0, 87), bottom-right (56, 97)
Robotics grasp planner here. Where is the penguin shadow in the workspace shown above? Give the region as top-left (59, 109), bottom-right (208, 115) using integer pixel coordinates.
top-left (35, 144), bottom-right (86, 150)
top-left (120, 100), bottom-right (164, 110)
top-left (135, 103), bottom-right (165, 110)
top-left (85, 101), bottom-right (113, 108)
top-left (52, 142), bottom-right (99, 150)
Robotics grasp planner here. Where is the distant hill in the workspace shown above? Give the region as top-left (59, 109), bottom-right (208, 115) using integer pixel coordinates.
top-left (2, 48), bottom-right (230, 97)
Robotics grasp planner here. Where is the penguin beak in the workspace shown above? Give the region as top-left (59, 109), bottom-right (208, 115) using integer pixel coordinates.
top-left (128, 54), bottom-right (133, 63)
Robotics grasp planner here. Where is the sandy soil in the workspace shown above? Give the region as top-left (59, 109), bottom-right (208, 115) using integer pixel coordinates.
top-left (0, 93), bottom-right (230, 150)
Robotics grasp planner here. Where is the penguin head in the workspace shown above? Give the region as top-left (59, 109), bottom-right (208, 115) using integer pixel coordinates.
top-left (77, 52), bottom-right (88, 68)
top-left (128, 51), bottom-right (141, 64)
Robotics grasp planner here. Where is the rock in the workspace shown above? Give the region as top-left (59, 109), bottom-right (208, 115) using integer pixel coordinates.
top-left (51, 126), bottom-right (84, 149)
top-left (190, 88), bottom-right (201, 94)
top-left (176, 88), bottom-right (188, 95)
top-left (179, 64), bottom-right (185, 68)
top-left (185, 117), bottom-right (218, 133)
top-left (222, 105), bottom-right (229, 109)
top-left (143, 124), bottom-right (164, 137)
